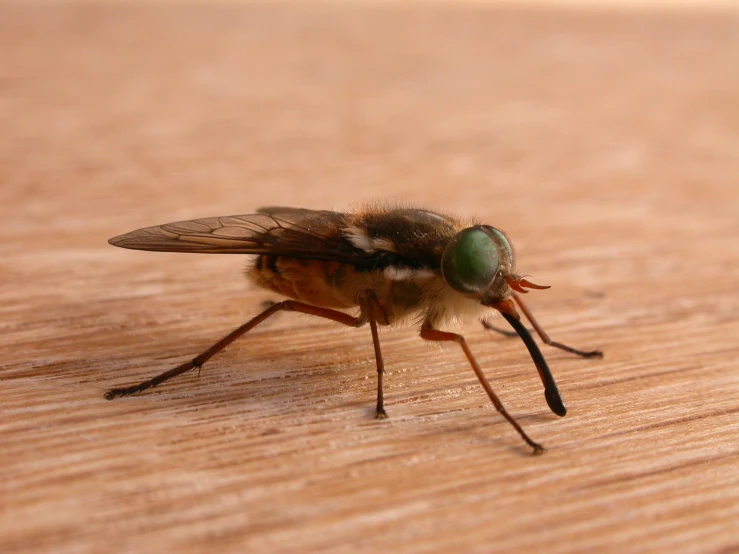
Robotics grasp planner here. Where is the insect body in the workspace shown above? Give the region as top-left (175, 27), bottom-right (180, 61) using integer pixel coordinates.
top-left (106, 206), bottom-right (602, 454)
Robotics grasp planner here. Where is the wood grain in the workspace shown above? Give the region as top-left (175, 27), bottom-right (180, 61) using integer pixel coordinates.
top-left (1, 2), bottom-right (738, 553)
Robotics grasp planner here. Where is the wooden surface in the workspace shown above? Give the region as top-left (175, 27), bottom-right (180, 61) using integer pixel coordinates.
top-left (2, 2), bottom-right (738, 553)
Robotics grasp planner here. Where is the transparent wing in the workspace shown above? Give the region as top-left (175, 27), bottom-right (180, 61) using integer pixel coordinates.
top-left (108, 210), bottom-right (369, 264)
top-left (256, 206), bottom-right (342, 221)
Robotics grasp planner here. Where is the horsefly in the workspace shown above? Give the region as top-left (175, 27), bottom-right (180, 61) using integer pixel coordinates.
top-left (105, 206), bottom-right (602, 454)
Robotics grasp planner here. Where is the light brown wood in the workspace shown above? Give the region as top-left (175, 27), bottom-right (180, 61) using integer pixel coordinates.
top-left (2, 2), bottom-right (738, 553)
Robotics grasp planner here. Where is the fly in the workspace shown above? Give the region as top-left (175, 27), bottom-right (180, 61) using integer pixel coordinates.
top-left (105, 206), bottom-right (602, 454)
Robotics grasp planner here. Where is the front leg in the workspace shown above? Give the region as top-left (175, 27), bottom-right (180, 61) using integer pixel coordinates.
top-left (481, 318), bottom-right (522, 338)
top-left (511, 292), bottom-right (603, 359)
top-left (419, 322), bottom-right (545, 455)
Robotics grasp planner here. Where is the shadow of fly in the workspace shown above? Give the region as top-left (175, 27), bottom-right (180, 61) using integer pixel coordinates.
top-left (105, 206), bottom-right (602, 454)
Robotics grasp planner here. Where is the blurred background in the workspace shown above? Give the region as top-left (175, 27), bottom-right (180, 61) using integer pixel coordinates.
top-left (4, 1), bottom-right (736, 225)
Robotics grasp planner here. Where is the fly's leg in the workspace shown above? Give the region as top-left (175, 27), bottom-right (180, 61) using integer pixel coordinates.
top-left (363, 295), bottom-right (388, 419)
top-left (511, 292), bottom-right (603, 359)
top-left (420, 322), bottom-right (545, 455)
top-left (104, 301), bottom-right (361, 400)
top-left (481, 318), bottom-right (528, 338)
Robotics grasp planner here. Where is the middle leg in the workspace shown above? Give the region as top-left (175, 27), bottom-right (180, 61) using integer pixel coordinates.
top-left (363, 294), bottom-right (388, 419)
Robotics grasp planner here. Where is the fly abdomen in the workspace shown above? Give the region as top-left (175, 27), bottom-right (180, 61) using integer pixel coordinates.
top-left (249, 255), bottom-right (357, 309)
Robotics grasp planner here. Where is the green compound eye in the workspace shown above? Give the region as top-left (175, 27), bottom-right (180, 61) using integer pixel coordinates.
top-left (485, 226), bottom-right (513, 264)
top-left (441, 227), bottom-right (500, 295)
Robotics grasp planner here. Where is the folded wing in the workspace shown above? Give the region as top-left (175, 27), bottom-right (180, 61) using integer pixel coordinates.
top-left (109, 209), bottom-right (371, 265)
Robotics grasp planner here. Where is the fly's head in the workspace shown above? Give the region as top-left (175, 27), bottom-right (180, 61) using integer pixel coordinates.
top-left (440, 226), bottom-right (549, 319)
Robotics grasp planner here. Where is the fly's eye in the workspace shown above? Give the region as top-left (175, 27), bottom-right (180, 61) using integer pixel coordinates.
top-left (485, 226), bottom-right (513, 264)
top-left (441, 227), bottom-right (499, 295)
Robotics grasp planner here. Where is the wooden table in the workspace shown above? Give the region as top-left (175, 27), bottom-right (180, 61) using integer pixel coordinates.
top-left (2, 2), bottom-right (737, 552)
